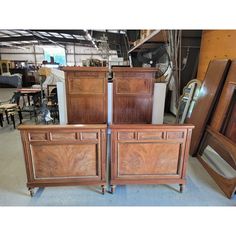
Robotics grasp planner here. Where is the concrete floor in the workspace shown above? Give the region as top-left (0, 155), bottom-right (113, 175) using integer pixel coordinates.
top-left (0, 88), bottom-right (236, 206)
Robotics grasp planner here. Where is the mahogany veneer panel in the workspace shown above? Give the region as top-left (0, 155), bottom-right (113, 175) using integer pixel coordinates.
top-left (110, 124), bottom-right (194, 190)
top-left (118, 142), bottom-right (180, 175)
top-left (18, 124), bottom-right (107, 193)
top-left (186, 59), bottom-right (230, 156)
top-left (112, 67), bottom-right (156, 124)
top-left (32, 144), bottom-right (98, 178)
top-left (63, 67), bottom-right (108, 124)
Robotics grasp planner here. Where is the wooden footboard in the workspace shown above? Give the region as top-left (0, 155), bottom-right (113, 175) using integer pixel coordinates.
top-left (18, 124), bottom-right (107, 196)
top-left (110, 124), bottom-right (194, 193)
top-left (198, 127), bottom-right (236, 198)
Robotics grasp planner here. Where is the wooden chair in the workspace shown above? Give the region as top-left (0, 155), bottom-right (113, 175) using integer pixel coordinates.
top-left (46, 86), bottom-right (59, 123)
top-left (0, 92), bottom-right (22, 129)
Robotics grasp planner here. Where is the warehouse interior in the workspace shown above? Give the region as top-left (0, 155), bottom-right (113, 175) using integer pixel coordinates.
top-left (1, 2), bottom-right (236, 235)
top-left (1, 29), bottom-right (235, 205)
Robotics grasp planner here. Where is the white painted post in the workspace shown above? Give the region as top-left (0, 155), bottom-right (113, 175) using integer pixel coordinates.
top-left (57, 82), bottom-right (68, 124)
top-left (152, 83), bottom-right (167, 124)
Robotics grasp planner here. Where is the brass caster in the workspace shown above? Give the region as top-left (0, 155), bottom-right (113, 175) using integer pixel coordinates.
top-left (101, 185), bottom-right (106, 195)
top-left (110, 185), bottom-right (116, 194)
top-left (28, 188), bottom-right (34, 197)
top-left (179, 184), bottom-right (184, 193)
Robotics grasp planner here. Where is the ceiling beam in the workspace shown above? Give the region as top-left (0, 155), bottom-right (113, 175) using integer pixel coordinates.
top-left (31, 29), bottom-right (87, 36)
top-left (0, 35), bottom-right (91, 45)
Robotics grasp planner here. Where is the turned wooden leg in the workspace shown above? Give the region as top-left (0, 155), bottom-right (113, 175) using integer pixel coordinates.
top-left (10, 114), bottom-right (15, 129)
top-left (179, 184), bottom-right (184, 193)
top-left (18, 110), bottom-right (23, 123)
top-left (0, 113), bottom-right (3, 127)
top-left (5, 110), bottom-right (9, 124)
top-left (110, 185), bottom-right (116, 194)
top-left (28, 187), bottom-right (34, 197)
top-left (101, 185), bottom-right (106, 195)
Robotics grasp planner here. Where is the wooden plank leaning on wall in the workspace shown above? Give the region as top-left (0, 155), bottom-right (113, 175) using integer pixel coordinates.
top-left (186, 59), bottom-right (230, 156)
top-left (197, 60), bottom-right (236, 198)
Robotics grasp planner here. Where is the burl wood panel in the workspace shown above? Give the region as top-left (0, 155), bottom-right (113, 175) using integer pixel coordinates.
top-left (186, 59), bottom-right (230, 156)
top-left (110, 124), bottom-right (194, 188)
top-left (118, 143), bottom-right (181, 175)
top-left (31, 144), bottom-right (98, 178)
top-left (112, 67), bottom-right (156, 124)
top-left (63, 67), bottom-right (108, 124)
top-left (68, 77), bottom-right (104, 94)
top-left (18, 124), bottom-right (107, 190)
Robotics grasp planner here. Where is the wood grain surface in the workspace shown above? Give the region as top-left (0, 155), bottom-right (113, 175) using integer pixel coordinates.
top-left (64, 67), bottom-right (108, 124)
top-left (197, 30), bottom-right (236, 81)
top-left (186, 59), bottom-right (230, 156)
top-left (198, 127), bottom-right (236, 198)
top-left (118, 142), bottom-right (181, 175)
top-left (19, 125), bottom-right (107, 190)
top-left (112, 67), bottom-right (156, 124)
top-left (110, 124), bottom-right (194, 189)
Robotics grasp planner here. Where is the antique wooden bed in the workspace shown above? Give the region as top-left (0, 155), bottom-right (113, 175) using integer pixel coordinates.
top-left (109, 124), bottom-right (194, 193)
top-left (18, 124), bottom-right (107, 196)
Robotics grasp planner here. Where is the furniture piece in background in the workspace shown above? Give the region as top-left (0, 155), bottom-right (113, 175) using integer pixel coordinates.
top-left (112, 67), bottom-right (156, 124)
top-left (186, 59), bottom-right (230, 156)
top-left (176, 79), bottom-right (202, 124)
top-left (0, 74), bottom-right (22, 88)
top-left (46, 85), bottom-right (59, 123)
top-left (63, 67), bottom-right (108, 124)
top-left (10, 68), bottom-right (36, 87)
top-left (109, 124), bottom-right (194, 193)
top-left (18, 124), bottom-right (107, 196)
top-left (0, 92), bottom-right (22, 129)
top-left (16, 88), bottom-right (41, 122)
top-left (0, 60), bottom-right (12, 75)
top-left (197, 60), bottom-right (236, 199)
top-left (198, 127), bottom-right (236, 198)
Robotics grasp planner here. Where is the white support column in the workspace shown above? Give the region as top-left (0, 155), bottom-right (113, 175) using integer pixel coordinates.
top-left (57, 81), bottom-right (68, 124)
top-left (152, 83), bottom-right (167, 124)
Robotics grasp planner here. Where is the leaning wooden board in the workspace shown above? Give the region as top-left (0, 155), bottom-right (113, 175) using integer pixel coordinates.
top-left (186, 59), bottom-right (230, 156)
top-left (18, 124), bottom-right (107, 196)
top-left (197, 60), bottom-right (236, 198)
top-left (209, 60), bottom-right (236, 143)
top-left (110, 124), bottom-right (194, 193)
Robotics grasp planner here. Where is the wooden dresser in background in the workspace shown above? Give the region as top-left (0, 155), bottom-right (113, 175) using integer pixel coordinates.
top-left (112, 67), bottom-right (157, 124)
top-left (63, 67), bottom-right (108, 124)
top-left (18, 124), bottom-right (107, 196)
